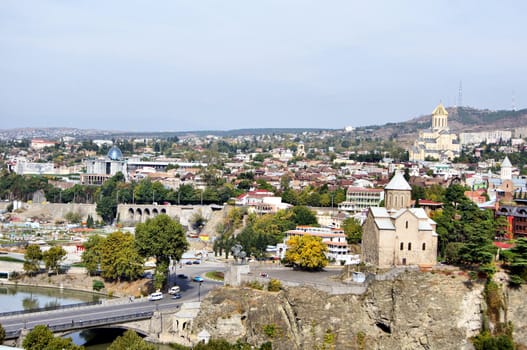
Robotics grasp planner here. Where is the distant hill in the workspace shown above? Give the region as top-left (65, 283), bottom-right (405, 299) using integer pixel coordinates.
top-left (2, 107), bottom-right (526, 142)
top-left (359, 106), bottom-right (527, 145)
top-left (109, 128), bottom-right (334, 138)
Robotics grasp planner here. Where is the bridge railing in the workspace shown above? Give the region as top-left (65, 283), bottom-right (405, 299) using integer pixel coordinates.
top-left (0, 300), bottom-right (103, 318)
top-left (4, 311), bottom-right (154, 339)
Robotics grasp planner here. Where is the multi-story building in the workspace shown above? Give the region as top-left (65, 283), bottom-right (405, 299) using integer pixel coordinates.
top-left (459, 130), bottom-right (512, 146)
top-left (281, 225), bottom-right (354, 264)
top-left (338, 187), bottom-right (384, 213)
top-left (495, 205), bottom-right (527, 239)
top-left (82, 146), bottom-right (128, 185)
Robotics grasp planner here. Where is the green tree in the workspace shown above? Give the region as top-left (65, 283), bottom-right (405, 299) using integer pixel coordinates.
top-left (24, 244), bottom-right (43, 276)
top-left (95, 172), bottom-right (126, 223)
top-left (42, 246), bottom-right (66, 275)
top-left (22, 325), bottom-right (54, 350)
top-left (96, 196), bottom-right (117, 224)
top-left (289, 206), bottom-right (318, 226)
top-left (86, 215), bottom-right (95, 228)
top-left (100, 231), bottom-right (143, 282)
top-left (22, 324), bottom-right (84, 350)
top-left (342, 217), bottom-right (363, 244)
top-left (135, 215), bottom-right (189, 289)
top-left (64, 211), bottom-right (82, 224)
top-left (0, 323), bottom-right (5, 343)
top-left (107, 330), bottom-right (155, 350)
top-left (501, 238), bottom-right (527, 284)
top-left (189, 210), bottom-right (206, 233)
top-left (285, 235), bottom-right (328, 271)
top-left (256, 179), bottom-right (274, 192)
top-left (81, 235), bottom-right (105, 276)
top-left (45, 337), bottom-right (85, 350)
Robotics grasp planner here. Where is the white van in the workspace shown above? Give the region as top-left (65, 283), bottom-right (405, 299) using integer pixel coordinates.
top-left (148, 292), bottom-right (164, 301)
top-left (168, 286), bottom-right (180, 295)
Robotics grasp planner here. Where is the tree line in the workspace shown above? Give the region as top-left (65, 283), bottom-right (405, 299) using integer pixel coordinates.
top-left (23, 214), bottom-right (188, 292)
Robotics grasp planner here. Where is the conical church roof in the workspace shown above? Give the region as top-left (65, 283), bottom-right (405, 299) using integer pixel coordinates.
top-left (385, 172), bottom-right (412, 191)
top-left (501, 156), bottom-right (512, 168)
top-left (432, 103), bottom-right (448, 116)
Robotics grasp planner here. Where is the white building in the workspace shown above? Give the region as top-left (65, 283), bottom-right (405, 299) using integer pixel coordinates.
top-left (282, 226), bottom-right (357, 264)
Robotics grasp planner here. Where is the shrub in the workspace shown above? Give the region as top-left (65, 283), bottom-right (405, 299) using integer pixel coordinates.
top-left (92, 280), bottom-right (105, 291)
top-left (9, 271), bottom-right (21, 281)
top-left (268, 279), bottom-right (282, 292)
top-left (479, 263), bottom-right (496, 279)
top-left (508, 274), bottom-right (524, 288)
top-left (246, 280), bottom-right (264, 290)
top-left (263, 324), bottom-right (276, 338)
top-left (472, 331), bottom-right (514, 350)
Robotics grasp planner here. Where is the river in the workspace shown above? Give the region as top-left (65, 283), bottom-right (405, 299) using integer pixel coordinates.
top-left (0, 284), bottom-right (173, 349)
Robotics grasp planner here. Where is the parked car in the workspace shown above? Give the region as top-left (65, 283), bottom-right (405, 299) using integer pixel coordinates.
top-left (177, 274), bottom-right (188, 279)
top-left (185, 261), bottom-right (193, 265)
top-left (171, 293), bottom-right (182, 299)
top-left (147, 292), bottom-right (163, 301)
top-left (192, 260), bottom-right (200, 265)
top-left (193, 276), bottom-right (204, 282)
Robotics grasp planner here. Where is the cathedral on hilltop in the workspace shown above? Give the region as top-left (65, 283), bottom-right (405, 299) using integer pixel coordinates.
top-left (409, 103), bottom-right (460, 162)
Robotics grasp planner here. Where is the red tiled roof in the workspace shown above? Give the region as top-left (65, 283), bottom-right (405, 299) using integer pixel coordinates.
top-left (493, 241), bottom-right (514, 249)
top-left (418, 199), bottom-right (443, 206)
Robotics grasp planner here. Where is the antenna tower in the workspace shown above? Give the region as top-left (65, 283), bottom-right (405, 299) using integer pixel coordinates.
top-left (458, 81), bottom-right (463, 107)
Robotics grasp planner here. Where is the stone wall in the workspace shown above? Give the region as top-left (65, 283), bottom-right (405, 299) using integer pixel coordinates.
top-left (13, 203), bottom-right (101, 222)
top-left (116, 204), bottom-right (221, 227)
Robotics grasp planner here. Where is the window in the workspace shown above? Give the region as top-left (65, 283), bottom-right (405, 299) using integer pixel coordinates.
top-left (408, 242), bottom-right (412, 251)
top-left (422, 242), bottom-right (426, 251)
top-left (405, 221), bottom-right (408, 229)
top-left (400, 242), bottom-right (404, 250)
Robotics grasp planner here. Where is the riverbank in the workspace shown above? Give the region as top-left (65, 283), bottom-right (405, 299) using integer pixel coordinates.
top-left (3, 271), bottom-right (152, 298)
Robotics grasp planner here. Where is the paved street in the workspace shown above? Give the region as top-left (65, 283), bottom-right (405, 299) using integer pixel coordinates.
top-left (248, 263), bottom-right (343, 285)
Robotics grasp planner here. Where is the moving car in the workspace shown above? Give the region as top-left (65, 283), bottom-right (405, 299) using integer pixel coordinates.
top-left (171, 293), bottom-right (182, 299)
top-left (192, 260), bottom-right (200, 264)
top-left (193, 276), bottom-right (204, 282)
top-left (147, 292), bottom-right (164, 301)
top-left (177, 274), bottom-right (188, 279)
top-left (168, 286), bottom-right (180, 295)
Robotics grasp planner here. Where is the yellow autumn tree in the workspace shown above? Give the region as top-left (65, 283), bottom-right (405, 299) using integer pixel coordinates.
top-left (285, 235), bottom-right (328, 271)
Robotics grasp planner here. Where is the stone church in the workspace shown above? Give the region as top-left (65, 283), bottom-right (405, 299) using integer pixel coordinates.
top-left (409, 103), bottom-right (460, 162)
top-left (361, 172), bottom-right (438, 268)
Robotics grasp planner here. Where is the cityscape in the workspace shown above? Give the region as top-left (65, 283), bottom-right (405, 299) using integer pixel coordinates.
top-left (2, 1), bottom-right (527, 350)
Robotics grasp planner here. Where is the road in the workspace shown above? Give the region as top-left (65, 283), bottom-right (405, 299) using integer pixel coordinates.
top-left (1, 262), bottom-right (225, 338)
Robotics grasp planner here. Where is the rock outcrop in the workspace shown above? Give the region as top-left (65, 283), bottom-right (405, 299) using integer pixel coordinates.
top-left (192, 270), bottom-right (525, 350)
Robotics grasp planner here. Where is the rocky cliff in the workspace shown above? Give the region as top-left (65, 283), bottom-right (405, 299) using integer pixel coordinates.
top-left (193, 271), bottom-right (527, 350)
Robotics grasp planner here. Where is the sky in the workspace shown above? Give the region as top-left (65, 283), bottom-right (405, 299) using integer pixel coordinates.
top-left (1, 1), bottom-right (527, 132)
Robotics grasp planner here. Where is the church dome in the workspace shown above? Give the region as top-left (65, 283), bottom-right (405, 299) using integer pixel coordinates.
top-left (107, 146), bottom-right (123, 161)
top-left (432, 103), bottom-right (448, 116)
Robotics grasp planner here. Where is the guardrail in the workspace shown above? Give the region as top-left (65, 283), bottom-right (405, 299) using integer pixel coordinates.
top-left (0, 300), bottom-right (102, 317)
top-left (4, 311), bottom-right (154, 339)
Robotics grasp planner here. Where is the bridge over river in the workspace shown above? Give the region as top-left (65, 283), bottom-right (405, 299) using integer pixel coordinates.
top-left (1, 275), bottom-right (222, 347)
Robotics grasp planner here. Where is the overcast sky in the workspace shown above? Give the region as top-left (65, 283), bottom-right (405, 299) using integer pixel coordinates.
top-left (1, 1), bottom-right (526, 132)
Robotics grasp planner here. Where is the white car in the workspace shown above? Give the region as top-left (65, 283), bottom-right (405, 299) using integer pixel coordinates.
top-left (147, 292), bottom-right (163, 301)
top-left (168, 286), bottom-right (180, 295)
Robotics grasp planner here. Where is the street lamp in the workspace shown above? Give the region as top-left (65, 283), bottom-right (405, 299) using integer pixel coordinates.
top-left (198, 281), bottom-right (202, 302)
